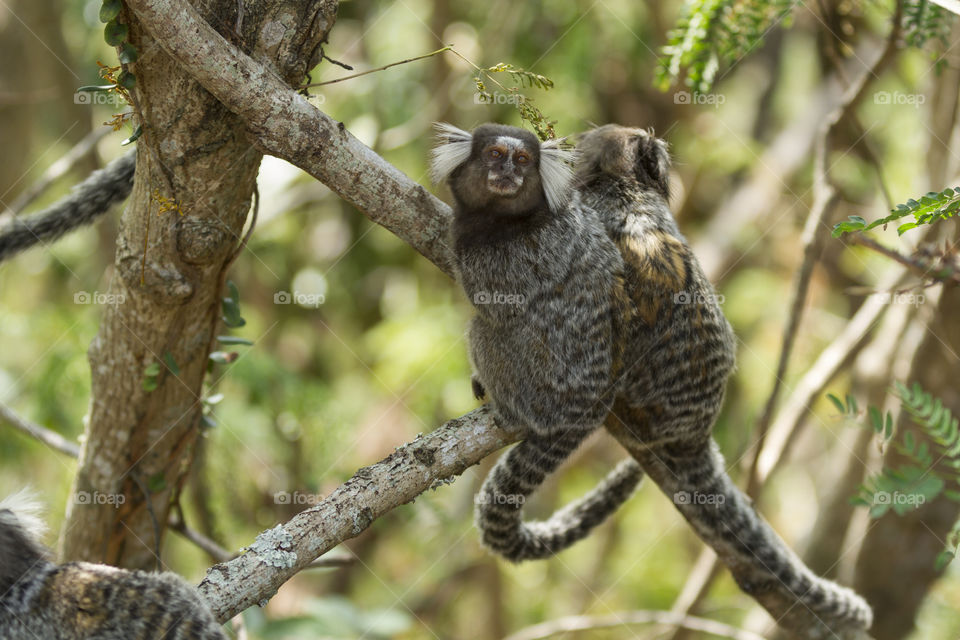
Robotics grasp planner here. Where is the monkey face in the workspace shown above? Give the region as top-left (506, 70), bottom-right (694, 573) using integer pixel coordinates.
top-left (430, 122), bottom-right (576, 215)
top-left (481, 136), bottom-right (535, 198)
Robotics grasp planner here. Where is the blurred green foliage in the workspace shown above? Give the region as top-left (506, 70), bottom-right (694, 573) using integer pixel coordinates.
top-left (1, 0), bottom-right (958, 638)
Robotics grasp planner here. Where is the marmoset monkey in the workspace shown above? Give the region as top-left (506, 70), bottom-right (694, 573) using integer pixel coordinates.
top-left (431, 122), bottom-right (643, 562)
top-left (0, 151), bottom-right (134, 263)
top-left (0, 491), bottom-right (227, 639)
top-left (577, 125), bottom-right (872, 634)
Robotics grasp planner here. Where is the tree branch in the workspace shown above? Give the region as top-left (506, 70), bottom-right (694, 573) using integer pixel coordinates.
top-left (0, 403), bottom-right (80, 458)
top-left (503, 610), bottom-right (767, 640)
top-left (194, 407), bottom-right (512, 622)
top-left (123, 0), bottom-right (456, 277)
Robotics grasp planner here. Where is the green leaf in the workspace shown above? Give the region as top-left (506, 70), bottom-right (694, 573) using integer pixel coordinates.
top-left (826, 393), bottom-right (846, 414)
top-left (104, 19), bottom-right (128, 46)
top-left (99, 0), bottom-right (122, 22)
top-left (147, 473), bottom-right (167, 492)
top-left (144, 362), bottom-right (161, 376)
top-left (846, 394), bottom-right (858, 414)
top-left (885, 413), bottom-right (894, 439)
top-left (142, 376), bottom-right (158, 392)
top-left (204, 393), bottom-right (225, 405)
top-left (77, 84), bottom-right (117, 92)
top-left (217, 335), bottom-right (253, 346)
top-left (121, 125), bottom-right (142, 146)
top-left (118, 42), bottom-right (139, 64)
top-left (201, 414), bottom-right (218, 429)
top-left (897, 222), bottom-right (918, 235)
top-left (934, 549), bottom-right (955, 572)
top-left (869, 406), bottom-right (883, 433)
top-left (162, 351), bottom-right (180, 376)
top-left (117, 70), bottom-right (136, 90)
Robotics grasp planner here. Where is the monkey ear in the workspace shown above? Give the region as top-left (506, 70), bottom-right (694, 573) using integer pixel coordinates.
top-left (637, 130), bottom-right (671, 200)
top-left (540, 138), bottom-right (578, 212)
top-left (429, 123), bottom-right (474, 184)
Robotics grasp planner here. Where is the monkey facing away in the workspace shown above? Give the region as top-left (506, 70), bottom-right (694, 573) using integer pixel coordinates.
top-left (0, 491), bottom-right (227, 639)
top-left (431, 122), bottom-right (643, 562)
top-left (576, 125), bottom-right (872, 635)
top-left (0, 151), bottom-right (134, 263)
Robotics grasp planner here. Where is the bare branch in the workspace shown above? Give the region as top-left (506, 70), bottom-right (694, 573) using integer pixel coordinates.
top-left (123, 0), bottom-right (456, 277)
top-left (503, 610), bottom-right (768, 640)
top-left (192, 408), bottom-right (511, 622)
top-left (0, 403), bottom-right (80, 458)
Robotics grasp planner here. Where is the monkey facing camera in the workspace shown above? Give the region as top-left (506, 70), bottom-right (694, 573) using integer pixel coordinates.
top-left (431, 122), bottom-right (643, 563)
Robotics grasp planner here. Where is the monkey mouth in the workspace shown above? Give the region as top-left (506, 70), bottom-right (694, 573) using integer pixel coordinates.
top-left (487, 175), bottom-right (522, 196)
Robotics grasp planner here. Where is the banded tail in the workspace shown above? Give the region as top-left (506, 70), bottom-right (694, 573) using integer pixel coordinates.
top-left (476, 430), bottom-right (643, 562)
top-left (635, 441), bottom-right (872, 636)
top-left (0, 151), bottom-right (135, 262)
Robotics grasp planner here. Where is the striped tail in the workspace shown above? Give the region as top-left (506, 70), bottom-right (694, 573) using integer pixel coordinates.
top-left (475, 430), bottom-right (643, 562)
top-left (0, 151), bottom-right (135, 262)
top-left (635, 441), bottom-right (873, 636)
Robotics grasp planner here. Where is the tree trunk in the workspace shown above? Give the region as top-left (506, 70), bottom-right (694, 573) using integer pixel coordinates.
top-left (61, 0), bottom-right (338, 568)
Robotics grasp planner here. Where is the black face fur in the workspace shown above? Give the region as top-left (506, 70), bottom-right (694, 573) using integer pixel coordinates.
top-left (575, 125), bottom-right (671, 200)
top-left (450, 124), bottom-right (546, 216)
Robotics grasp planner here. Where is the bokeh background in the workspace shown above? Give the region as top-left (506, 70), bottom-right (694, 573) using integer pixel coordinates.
top-left (1, 0), bottom-right (958, 638)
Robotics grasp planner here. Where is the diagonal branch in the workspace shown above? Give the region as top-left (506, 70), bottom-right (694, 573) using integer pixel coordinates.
top-left (195, 407), bottom-right (511, 622)
top-left (123, 0), bottom-right (456, 277)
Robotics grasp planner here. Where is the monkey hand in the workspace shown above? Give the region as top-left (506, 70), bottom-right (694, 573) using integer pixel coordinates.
top-left (471, 376), bottom-right (487, 400)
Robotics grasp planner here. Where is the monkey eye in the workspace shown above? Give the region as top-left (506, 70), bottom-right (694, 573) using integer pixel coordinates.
top-left (515, 152), bottom-right (530, 165)
top-left (488, 148), bottom-right (503, 159)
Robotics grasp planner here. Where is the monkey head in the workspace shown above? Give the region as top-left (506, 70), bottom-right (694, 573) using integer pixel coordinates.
top-left (576, 125), bottom-right (671, 201)
top-left (430, 123), bottom-right (575, 216)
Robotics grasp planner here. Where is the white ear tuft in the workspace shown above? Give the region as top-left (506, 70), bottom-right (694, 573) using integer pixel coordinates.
top-left (430, 122), bottom-right (474, 184)
top-left (0, 488), bottom-right (46, 542)
top-left (539, 138), bottom-right (578, 212)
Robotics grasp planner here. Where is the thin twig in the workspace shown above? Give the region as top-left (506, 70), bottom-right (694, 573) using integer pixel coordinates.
top-left (301, 46), bottom-right (452, 88)
top-left (502, 610), bottom-right (767, 640)
top-left (845, 233), bottom-right (960, 283)
top-left (0, 403), bottom-right (80, 458)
